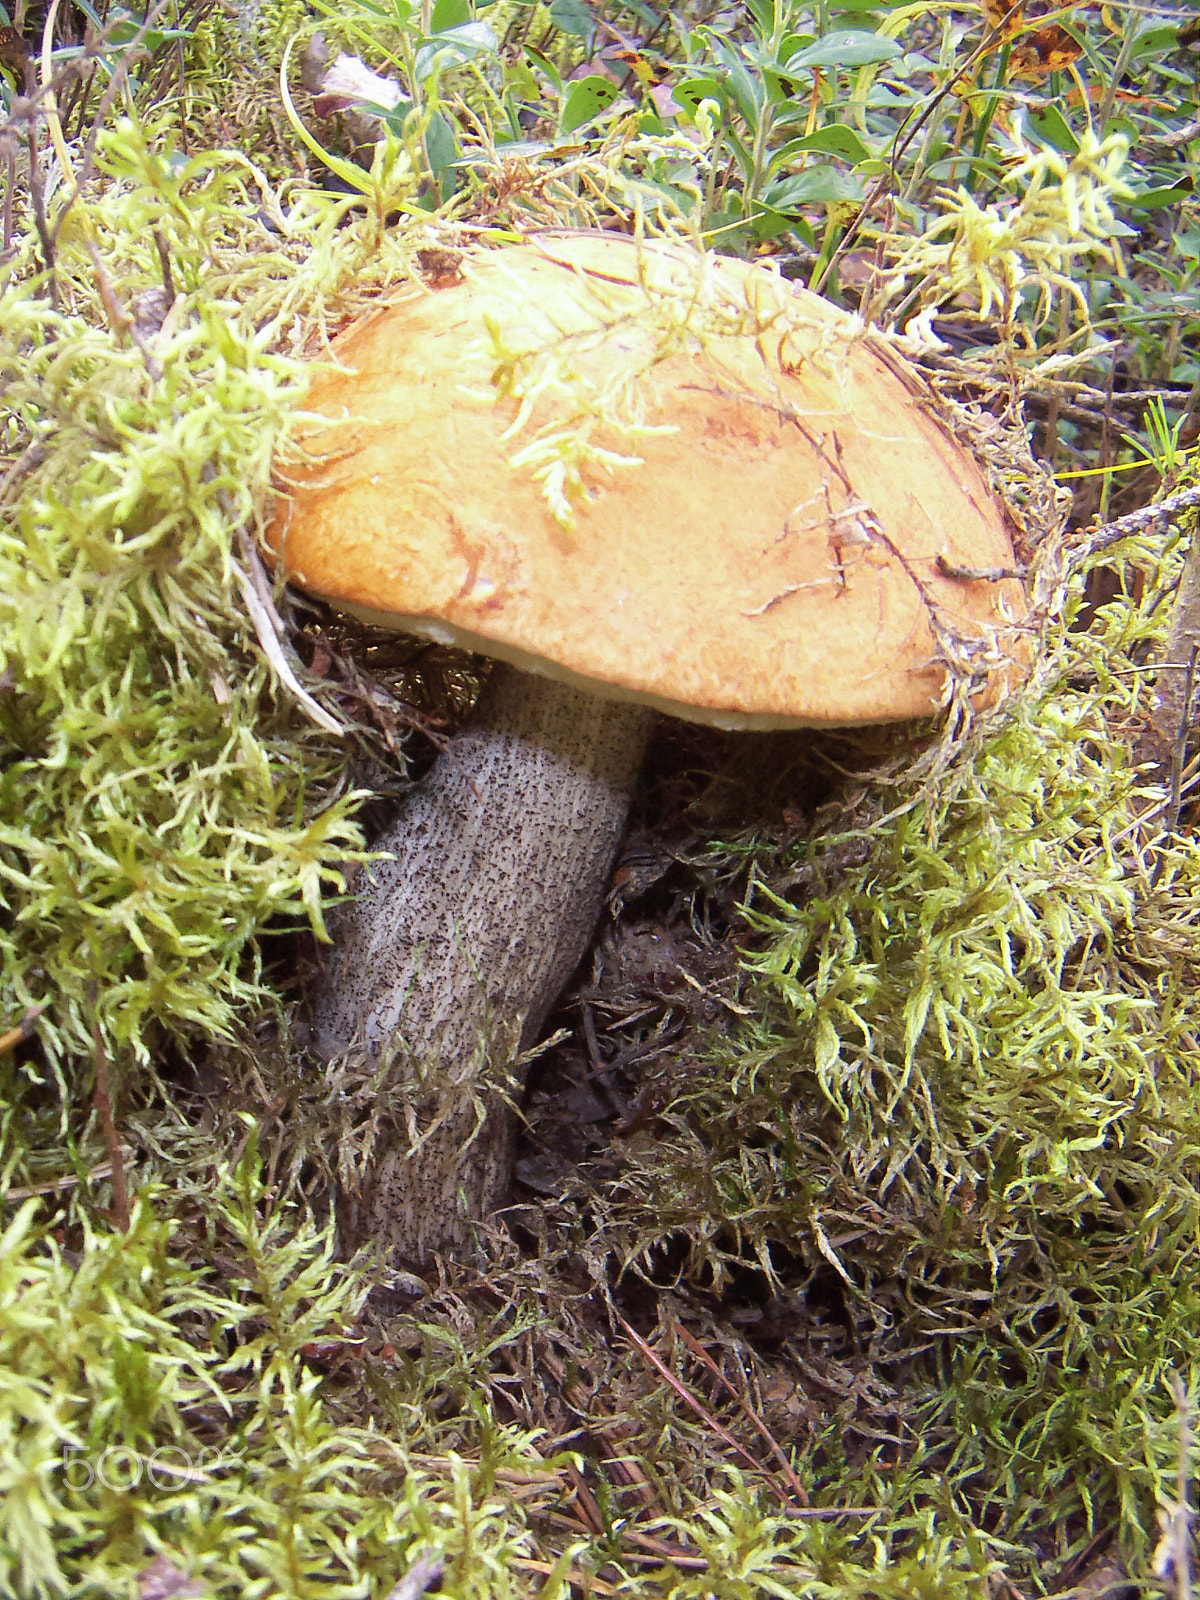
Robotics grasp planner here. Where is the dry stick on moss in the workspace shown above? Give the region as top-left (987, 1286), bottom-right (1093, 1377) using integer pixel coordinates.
top-left (90, 1009), bottom-right (130, 1231)
top-left (1, 1158), bottom-right (122, 1204)
top-left (153, 226), bottom-right (176, 306)
top-left (618, 1317), bottom-right (775, 1481)
top-left (1089, 484), bottom-right (1200, 550)
top-left (382, 1554), bottom-right (445, 1600)
top-left (86, 239), bottom-right (165, 381)
top-left (1036, 381), bottom-right (1192, 407)
top-left (234, 525), bottom-right (344, 737)
top-left (0, 442), bottom-right (47, 504)
top-left (536, 1340), bottom-right (659, 1520)
top-left (671, 1319), bottom-right (810, 1509)
top-left (610, 1529), bottom-right (710, 1567)
top-left (508, 1559), bottom-right (622, 1594)
top-left (0, 15), bottom-right (146, 287)
top-left (618, 1315), bottom-right (803, 1508)
top-left (1, 145), bottom-right (14, 256)
top-left (0, 1004), bottom-right (45, 1056)
top-left (619, 1319), bottom-right (876, 1522)
top-left (1123, 490), bottom-right (1200, 809)
top-left (1165, 645), bottom-right (1199, 835)
top-left (23, 114), bottom-right (54, 297)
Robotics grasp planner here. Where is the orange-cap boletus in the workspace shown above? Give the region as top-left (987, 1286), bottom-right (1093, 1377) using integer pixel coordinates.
top-left (267, 231), bottom-right (1026, 1263)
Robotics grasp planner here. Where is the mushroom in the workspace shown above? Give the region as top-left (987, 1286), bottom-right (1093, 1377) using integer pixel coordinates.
top-left (266, 232), bottom-right (1025, 1263)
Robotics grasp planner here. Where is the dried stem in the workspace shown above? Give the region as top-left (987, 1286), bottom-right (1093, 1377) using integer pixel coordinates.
top-left (90, 1010), bottom-right (130, 1231)
top-left (1169, 1373), bottom-right (1195, 1600)
top-left (1133, 500), bottom-right (1200, 799)
top-left (234, 524), bottom-right (345, 737)
top-left (0, 1003), bottom-right (45, 1056)
top-left (1090, 484), bottom-right (1200, 550)
top-left (47, 1), bottom-right (168, 252)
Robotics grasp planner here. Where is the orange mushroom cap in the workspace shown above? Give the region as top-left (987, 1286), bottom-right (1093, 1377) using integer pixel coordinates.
top-left (266, 232), bottom-right (1027, 730)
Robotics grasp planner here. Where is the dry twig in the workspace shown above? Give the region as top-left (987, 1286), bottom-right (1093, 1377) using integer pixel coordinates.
top-left (0, 1003), bottom-right (44, 1056)
top-left (672, 1319), bottom-right (810, 1508)
top-left (1089, 485), bottom-right (1200, 550)
top-left (91, 1008), bottom-right (130, 1231)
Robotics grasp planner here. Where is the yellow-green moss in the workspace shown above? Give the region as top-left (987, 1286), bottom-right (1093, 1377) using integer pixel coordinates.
top-left (604, 502), bottom-right (1200, 1571)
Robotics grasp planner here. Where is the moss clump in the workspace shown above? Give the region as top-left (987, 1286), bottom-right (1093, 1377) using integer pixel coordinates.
top-left (0, 120), bottom-right (388, 1097)
top-left (0, 1151), bottom-right (578, 1598)
top-left (600, 502), bottom-right (1200, 1572)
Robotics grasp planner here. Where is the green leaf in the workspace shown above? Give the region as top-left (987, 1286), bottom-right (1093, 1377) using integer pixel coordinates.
top-left (751, 204), bottom-right (805, 241)
top-left (701, 33), bottom-right (765, 123)
top-left (1027, 105), bottom-right (1079, 155)
top-left (672, 75), bottom-right (729, 116)
top-left (430, 0), bottom-right (470, 28)
top-left (434, 18), bottom-right (497, 49)
top-left (107, 18), bottom-right (191, 47)
top-left (362, 95), bottom-right (415, 138)
top-left (784, 29), bottom-right (902, 71)
top-left (523, 43), bottom-right (562, 96)
top-left (413, 19), bottom-right (497, 84)
top-left (766, 165), bottom-right (867, 207)
top-left (424, 107), bottom-right (459, 180)
top-left (774, 125), bottom-right (873, 165)
top-left (1135, 23), bottom-right (1185, 57)
top-left (549, 0), bottom-right (595, 38)
top-left (560, 74), bottom-right (620, 133)
top-left (1126, 183), bottom-right (1195, 211)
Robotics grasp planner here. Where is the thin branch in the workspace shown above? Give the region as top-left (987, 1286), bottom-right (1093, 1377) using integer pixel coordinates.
top-left (24, 113), bottom-right (56, 297)
top-left (1166, 645), bottom-right (1198, 833)
top-left (0, 1003), bottom-right (45, 1055)
top-left (1090, 485), bottom-right (1200, 550)
top-left (672, 1318), bottom-right (810, 1507)
top-left (383, 1555), bottom-right (445, 1600)
top-left (1168, 1373), bottom-right (1195, 1600)
top-left (618, 1315), bottom-right (796, 1504)
top-left (815, 8), bottom-right (1022, 296)
top-left (91, 1009), bottom-right (130, 1231)
top-left (2, 1154), bottom-right (127, 1203)
top-left (48, 1), bottom-right (169, 251)
top-left (153, 226), bottom-right (176, 305)
top-left (86, 238), bottom-right (163, 380)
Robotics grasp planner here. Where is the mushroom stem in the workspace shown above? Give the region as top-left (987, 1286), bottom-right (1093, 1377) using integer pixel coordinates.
top-left (312, 663), bottom-right (653, 1262)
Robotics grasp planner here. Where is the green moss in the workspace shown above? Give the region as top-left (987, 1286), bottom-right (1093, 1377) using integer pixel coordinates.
top-left (0, 121), bottom-right (387, 1084)
top-left (0, 1150), bottom-right (577, 1598)
top-left (604, 507), bottom-right (1200, 1571)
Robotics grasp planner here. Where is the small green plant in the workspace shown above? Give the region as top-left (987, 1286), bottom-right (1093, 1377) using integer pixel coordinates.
top-left (260, 0), bottom-right (1198, 480)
